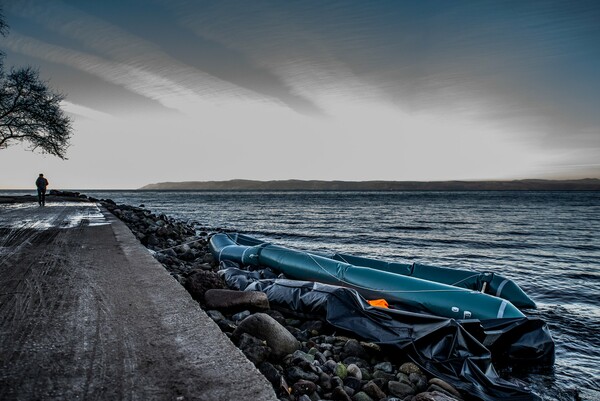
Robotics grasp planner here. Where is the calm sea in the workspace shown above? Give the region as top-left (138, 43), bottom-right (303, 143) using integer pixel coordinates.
top-left (5, 190), bottom-right (600, 400)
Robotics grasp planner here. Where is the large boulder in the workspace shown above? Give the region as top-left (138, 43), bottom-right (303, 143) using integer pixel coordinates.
top-left (233, 313), bottom-right (300, 358)
top-left (204, 289), bottom-right (270, 312)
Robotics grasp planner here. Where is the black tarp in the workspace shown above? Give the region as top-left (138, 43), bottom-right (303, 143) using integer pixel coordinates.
top-left (221, 266), bottom-right (554, 401)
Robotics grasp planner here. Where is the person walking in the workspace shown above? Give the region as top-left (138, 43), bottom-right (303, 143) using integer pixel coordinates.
top-left (35, 173), bottom-right (49, 206)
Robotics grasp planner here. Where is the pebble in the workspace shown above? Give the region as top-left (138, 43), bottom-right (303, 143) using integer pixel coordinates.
top-left (352, 391), bottom-right (374, 401)
top-left (343, 339), bottom-right (370, 360)
top-left (399, 362), bottom-right (422, 375)
top-left (362, 380), bottom-right (386, 400)
top-left (413, 391), bottom-right (460, 401)
top-left (286, 366), bottom-right (320, 383)
top-left (332, 386), bottom-right (353, 401)
top-left (373, 361), bottom-right (394, 373)
top-left (346, 363), bottom-right (362, 380)
top-left (428, 378), bottom-right (461, 398)
top-left (335, 362), bottom-right (348, 379)
top-left (292, 380), bottom-right (318, 395)
top-left (388, 381), bottom-right (416, 398)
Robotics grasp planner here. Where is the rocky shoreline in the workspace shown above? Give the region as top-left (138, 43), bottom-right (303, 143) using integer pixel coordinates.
top-left (95, 195), bottom-right (462, 401)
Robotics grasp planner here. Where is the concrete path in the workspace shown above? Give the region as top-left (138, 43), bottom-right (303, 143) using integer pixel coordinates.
top-left (0, 200), bottom-right (277, 401)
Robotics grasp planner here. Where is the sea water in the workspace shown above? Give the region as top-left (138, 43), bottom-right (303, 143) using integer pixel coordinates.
top-left (6, 190), bottom-right (600, 400)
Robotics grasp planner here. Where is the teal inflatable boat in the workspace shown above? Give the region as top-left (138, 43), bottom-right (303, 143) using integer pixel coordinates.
top-left (210, 233), bottom-right (535, 320)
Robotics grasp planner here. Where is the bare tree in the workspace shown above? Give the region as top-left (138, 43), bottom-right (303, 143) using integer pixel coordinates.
top-left (0, 9), bottom-right (73, 159)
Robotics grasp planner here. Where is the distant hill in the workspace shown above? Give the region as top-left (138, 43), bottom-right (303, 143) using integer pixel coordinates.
top-left (140, 178), bottom-right (600, 191)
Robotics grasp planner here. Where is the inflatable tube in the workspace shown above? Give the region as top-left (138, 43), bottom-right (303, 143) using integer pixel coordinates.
top-left (210, 233), bottom-right (525, 320)
top-left (332, 253), bottom-right (536, 309)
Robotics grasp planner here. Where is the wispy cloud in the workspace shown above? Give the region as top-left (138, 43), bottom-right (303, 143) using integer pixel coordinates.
top-left (166, 1), bottom-right (387, 116)
top-left (59, 100), bottom-right (114, 122)
top-left (5, 0), bottom-right (290, 115)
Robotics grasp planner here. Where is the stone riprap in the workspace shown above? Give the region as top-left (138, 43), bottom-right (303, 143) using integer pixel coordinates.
top-left (98, 195), bottom-right (463, 401)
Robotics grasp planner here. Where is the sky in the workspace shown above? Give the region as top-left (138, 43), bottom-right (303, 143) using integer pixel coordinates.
top-left (1, 0), bottom-right (599, 189)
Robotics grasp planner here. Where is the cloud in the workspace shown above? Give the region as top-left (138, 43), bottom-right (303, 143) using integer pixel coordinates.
top-left (165, 1), bottom-right (387, 116)
top-left (5, 0), bottom-right (291, 114)
top-left (60, 100), bottom-right (115, 121)
top-left (4, 32), bottom-right (288, 117)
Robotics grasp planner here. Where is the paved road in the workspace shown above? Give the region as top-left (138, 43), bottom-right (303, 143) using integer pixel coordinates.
top-left (0, 201), bottom-right (277, 401)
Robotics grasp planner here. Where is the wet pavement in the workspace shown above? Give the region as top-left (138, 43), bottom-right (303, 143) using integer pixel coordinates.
top-left (0, 200), bottom-right (277, 401)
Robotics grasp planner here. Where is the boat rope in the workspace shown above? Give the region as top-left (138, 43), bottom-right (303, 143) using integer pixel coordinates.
top-left (149, 237), bottom-right (205, 255)
top-left (449, 273), bottom-right (484, 287)
top-left (305, 252), bottom-right (469, 294)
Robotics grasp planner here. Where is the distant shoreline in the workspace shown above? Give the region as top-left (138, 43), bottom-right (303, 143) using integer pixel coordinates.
top-left (139, 178), bottom-right (600, 191)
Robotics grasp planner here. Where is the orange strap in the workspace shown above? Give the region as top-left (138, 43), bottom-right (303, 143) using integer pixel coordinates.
top-left (367, 299), bottom-right (389, 308)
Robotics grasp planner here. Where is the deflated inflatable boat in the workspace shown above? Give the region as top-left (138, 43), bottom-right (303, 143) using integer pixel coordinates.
top-left (211, 233), bottom-right (555, 401)
top-left (210, 233), bottom-right (535, 320)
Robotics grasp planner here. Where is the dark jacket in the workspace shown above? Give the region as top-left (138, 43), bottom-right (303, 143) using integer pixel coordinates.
top-left (36, 177), bottom-right (48, 190)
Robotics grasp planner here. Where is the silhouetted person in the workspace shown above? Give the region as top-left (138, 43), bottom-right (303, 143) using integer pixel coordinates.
top-left (35, 173), bottom-right (49, 206)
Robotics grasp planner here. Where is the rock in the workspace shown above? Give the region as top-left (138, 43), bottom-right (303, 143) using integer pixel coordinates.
top-left (286, 326), bottom-right (308, 342)
top-left (292, 379), bottom-right (318, 395)
top-left (292, 350), bottom-right (315, 364)
top-left (395, 372), bottom-right (411, 385)
top-left (332, 386), bottom-right (353, 401)
top-left (372, 369), bottom-right (396, 384)
top-left (164, 248), bottom-right (177, 258)
top-left (197, 262), bottom-right (213, 271)
top-left (398, 362), bottom-right (422, 375)
top-left (301, 320), bottom-right (324, 333)
top-left (176, 244), bottom-right (191, 254)
top-left (233, 313), bottom-right (300, 359)
top-left (428, 378), bottom-right (461, 398)
top-left (216, 319), bottom-right (237, 333)
top-left (335, 362), bottom-right (348, 379)
top-left (258, 361), bottom-right (281, 386)
top-left (352, 391), bottom-right (374, 401)
top-left (146, 234), bottom-right (160, 246)
top-left (179, 249), bottom-right (197, 261)
top-left (362, 381), bottom-right (386, 401)
top-left (231, 310), bottom-right (251, 322)
top-left (343, 339), bottom-right (370, 360)
top-left (373, 361), bottom-right (394, 373)
top-left (314, 351), bottom-right (327, 365)
top-left (413, 391), bottom-right (460, 401)
top-left (204, 289), bottom-right (270, 311)
top-left (387, 381), bottom-right (415, 398)
top-left (236, 333), bottom-right (271, 365)
top-left (286, 366), bottom-right (320, 383)
top-left (342, 357), bottom-right (370, 369)
top-left (346, 363), bottom-right (362, 380)
top-left (323, 359), bottom-right (338, 374)
top-left (331, 376), bottom-right (344, 389)
top-left (343, 376), bottom-right (362, 392)
top-left (319, 372), bottom-right (333, 391)
top-left (265, 309), bottom-right (287, 325)
top-left (184, 271), bottom-right (227, 303)
top-left (409, 372), bottom-right (428, 392)
top-left (427, 384), bottom-right (461, 399)
top-left (297, 395), bottom-right (312, 401)
top-left (360, 341), bottom-right (381, 353)
top-left (206, 310), bottom-right (226, 322)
